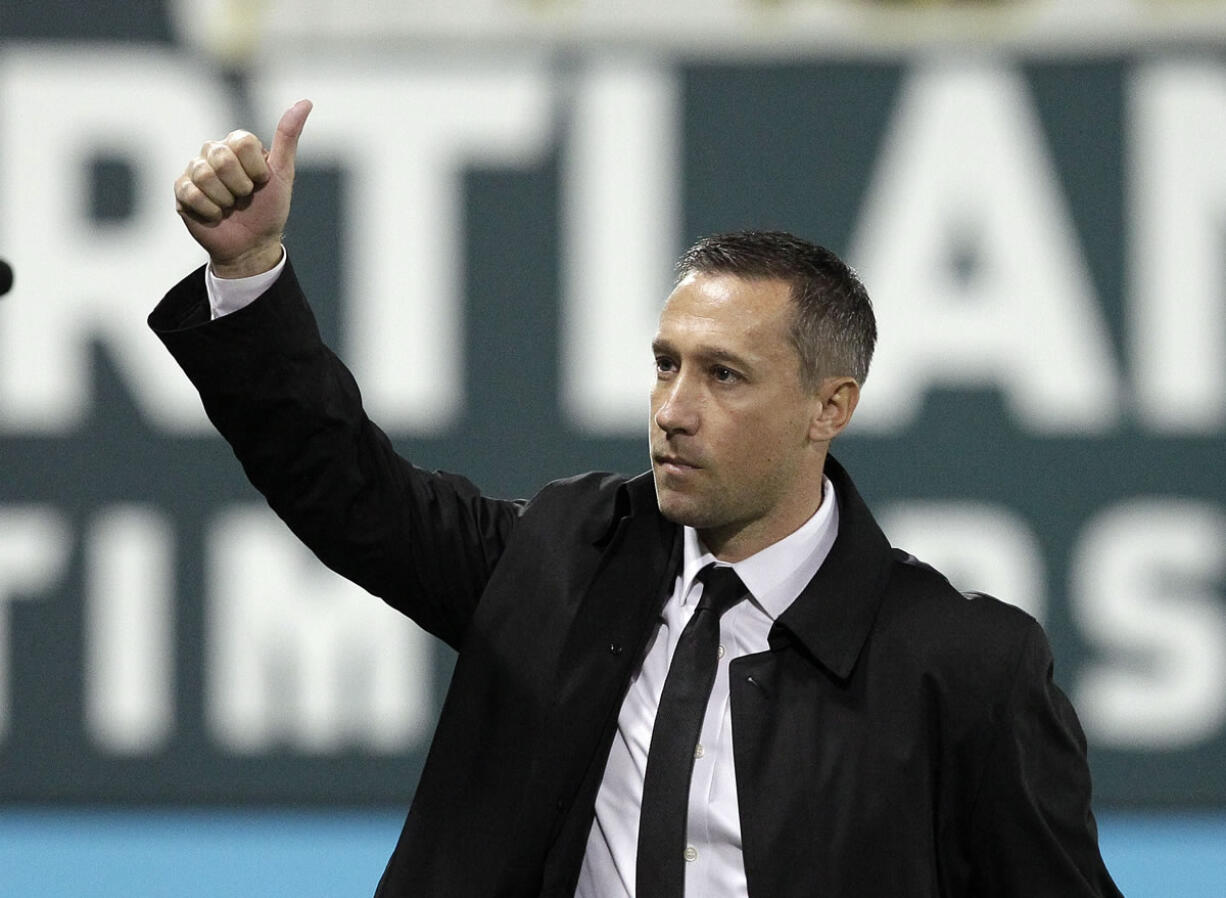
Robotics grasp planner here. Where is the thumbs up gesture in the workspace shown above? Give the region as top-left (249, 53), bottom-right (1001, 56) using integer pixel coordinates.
top-left (174, 99), bottom-right (312, 278)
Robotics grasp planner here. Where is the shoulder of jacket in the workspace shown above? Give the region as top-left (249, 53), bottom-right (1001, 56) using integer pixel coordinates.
top-left (878, 547), bottom-right (1041, 677)
top-left (517, 470), bottom-right (632, 525)
top-left (529, 470), bottom-right (628, 505)
top-left (887, 547), bottom-right (1034, 621)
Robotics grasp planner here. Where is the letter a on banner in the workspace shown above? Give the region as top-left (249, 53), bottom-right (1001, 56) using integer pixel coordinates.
top-left (849, 61), bottom-right (1120, 434)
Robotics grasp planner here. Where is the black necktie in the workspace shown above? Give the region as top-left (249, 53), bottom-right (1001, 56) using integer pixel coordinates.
top-left (636, 564), bottom-right (747, 898)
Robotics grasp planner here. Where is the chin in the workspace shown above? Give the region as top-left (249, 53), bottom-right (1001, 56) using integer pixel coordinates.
top-left (654, 486), bottom-right (716, 530)
top-left (653, 484), bottom-right (695, 525)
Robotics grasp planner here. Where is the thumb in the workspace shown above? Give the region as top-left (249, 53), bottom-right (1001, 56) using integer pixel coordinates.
top-left (267, 99), bottom-right (313, 176)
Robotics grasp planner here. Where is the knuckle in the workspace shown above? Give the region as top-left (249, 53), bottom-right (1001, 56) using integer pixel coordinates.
top-left (178, 183), bottom-right (214, 216)
top-left (189, 157), bottom-right (215, 182)
top-left (227, 130), bottom-right (261, 155)
top-left (189, 177), bottom-right (230, 209)
top-left (204, 142), bottom-right (234, 171)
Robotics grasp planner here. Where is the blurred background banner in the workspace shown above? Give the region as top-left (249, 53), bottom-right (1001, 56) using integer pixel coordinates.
top-left (1, 0), bottom-right (1225, 875)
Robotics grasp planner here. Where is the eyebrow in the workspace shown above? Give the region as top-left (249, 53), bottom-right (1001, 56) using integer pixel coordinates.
top-left (652, 338), bottom-right (757, 372)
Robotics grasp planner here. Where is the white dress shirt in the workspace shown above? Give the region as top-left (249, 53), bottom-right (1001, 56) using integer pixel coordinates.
top-left (576, 478), bottom-right (840, 898)
top-left (205, 260), bottom-right (842, 897)
top-left (205, 250), bottom-right (286, 319)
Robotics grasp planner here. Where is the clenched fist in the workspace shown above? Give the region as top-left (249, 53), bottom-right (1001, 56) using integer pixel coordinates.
top-left (174, 99), bottom-right (312, 278)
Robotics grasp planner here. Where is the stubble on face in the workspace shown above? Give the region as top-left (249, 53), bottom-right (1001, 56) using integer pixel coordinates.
top-left (649, 273), bottom-right (827, 561)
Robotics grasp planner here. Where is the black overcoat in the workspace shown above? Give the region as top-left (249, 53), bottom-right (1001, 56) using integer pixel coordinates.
top-left (150, 261), bottom-right (1122, 898)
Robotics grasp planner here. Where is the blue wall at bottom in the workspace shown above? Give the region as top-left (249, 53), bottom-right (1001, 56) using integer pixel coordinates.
top-left (0, 809), bottom-right (1220, 896)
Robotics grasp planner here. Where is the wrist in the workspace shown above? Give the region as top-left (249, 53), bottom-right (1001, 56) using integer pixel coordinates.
top-left (211, 242), bottom-right (285, 279)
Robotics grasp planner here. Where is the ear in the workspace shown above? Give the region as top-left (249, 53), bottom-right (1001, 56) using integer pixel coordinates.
top-left (808, 377), bottom-right (860, 443)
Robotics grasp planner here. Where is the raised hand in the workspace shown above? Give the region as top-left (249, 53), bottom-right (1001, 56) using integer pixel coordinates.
top-left (174, 99), bottom-right (312, 278)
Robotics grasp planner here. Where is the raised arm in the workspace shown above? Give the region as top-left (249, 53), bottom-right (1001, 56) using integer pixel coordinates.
top-left (156, 103), bottom-right (521, 648)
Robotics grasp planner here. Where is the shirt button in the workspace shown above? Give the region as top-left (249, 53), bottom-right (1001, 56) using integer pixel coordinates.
top-left (717, 644), bottom-right (725, 659)
top-left (684, 845), bottom-right (699, 862)
top-left (694, 743), bottom-right (704, 759)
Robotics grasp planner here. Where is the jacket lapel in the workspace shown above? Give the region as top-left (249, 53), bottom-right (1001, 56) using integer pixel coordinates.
top-left (556, 473), bottom-right (681, 711)
top-left (770, 455), bottom-right (894, 679)
top-left (550, 471), bottom-right (680, 773)
top-left (537, 473), bottom-right (681, 892)
top-left (730, 455), bottom-right (896, 896)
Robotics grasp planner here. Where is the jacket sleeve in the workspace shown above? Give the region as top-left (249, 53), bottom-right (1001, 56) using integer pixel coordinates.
top-left (148, 261), bottom-right (521, 650)
top-left (966, 619), bottom-right (1124, 897)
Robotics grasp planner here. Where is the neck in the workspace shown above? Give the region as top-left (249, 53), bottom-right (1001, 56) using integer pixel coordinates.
top-left (700, 485), bottom-right (826, 563)
top-left (692, 446), bottom-right (831, 562)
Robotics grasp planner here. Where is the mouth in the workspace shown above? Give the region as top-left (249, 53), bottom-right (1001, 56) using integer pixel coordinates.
top-left (653, 453), bottom-right (700, 475)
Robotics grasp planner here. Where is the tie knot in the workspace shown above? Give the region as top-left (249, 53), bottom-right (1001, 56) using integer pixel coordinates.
top-left (694, 564), bottom-right (746, 618)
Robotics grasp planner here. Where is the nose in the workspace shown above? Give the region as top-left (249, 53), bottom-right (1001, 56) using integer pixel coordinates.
top-left (653, 375), bottom-right (700, 436)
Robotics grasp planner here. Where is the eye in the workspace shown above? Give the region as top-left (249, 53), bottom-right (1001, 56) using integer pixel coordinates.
top-left (712, 365), bottom-right (739, 383)
top-left (655, 356), bottom-right (677, 375)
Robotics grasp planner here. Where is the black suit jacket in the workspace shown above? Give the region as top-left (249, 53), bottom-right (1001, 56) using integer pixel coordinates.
top-left (150, 261), bottom-right (1122, 898)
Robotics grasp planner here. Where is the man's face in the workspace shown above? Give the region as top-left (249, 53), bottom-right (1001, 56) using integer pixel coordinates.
top-left (649, 272), bottom-right (827, 560)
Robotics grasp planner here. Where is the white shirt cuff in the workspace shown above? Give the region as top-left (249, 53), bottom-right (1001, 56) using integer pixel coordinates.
top-left (206, 247), bottom-right (287, 320)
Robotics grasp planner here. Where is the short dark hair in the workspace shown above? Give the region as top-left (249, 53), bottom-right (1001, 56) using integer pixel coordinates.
top-left (675, 230), bottom-right (877, 389)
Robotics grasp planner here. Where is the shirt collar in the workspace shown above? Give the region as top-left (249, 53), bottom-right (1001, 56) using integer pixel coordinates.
top-left (679, 476), bottom-right (840, 621)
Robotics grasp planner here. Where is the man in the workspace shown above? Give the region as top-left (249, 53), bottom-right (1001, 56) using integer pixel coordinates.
top-left (154, 101), bottom-right (1123, 897)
